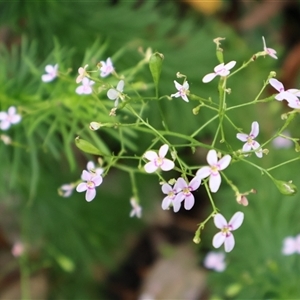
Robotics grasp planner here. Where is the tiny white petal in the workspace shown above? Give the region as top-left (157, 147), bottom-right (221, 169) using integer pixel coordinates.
top-left (212, 232), bottom-right (226, 248)
top-left (214, 213), bottom-right (228, 229)
top-left (224, 234), bottom-right (235, 252)
top-left (209, 173), bottom-right (221, 193)
top-left (228, 211), bottom-right (244, 230)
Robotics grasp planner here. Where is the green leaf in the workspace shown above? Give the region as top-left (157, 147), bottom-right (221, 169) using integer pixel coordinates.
top-left (75, 137), bottom-right (103, 155)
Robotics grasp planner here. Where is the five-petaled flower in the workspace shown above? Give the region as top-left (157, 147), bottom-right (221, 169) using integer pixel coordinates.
top-left (161, 182), bottom-right (179, 211)
top-left (76, 64), bottom-right (89, 83)
top-left (203, 251), bottom-right (226, 272)
top-left (100, 58), bottom-right (114, 77)
top-left (269, 78), bottom-right (299, 103)
top-left (196, 149), bottom-right (231, 193)
top-left (282, 234), bottom-right (300, 255)
top-left (262, 36), bottom-right (277, 60)
top-left (76, 77), bottom-right (95, 95)
top-left (171, 80), bottom-right (190, 102)
top-left (41, 64), bottom-right (58, 82)
top-left (202, 61), bottom-right (236, 83)
top-left (173, 177), bottom-right (201, 212)
top-left (143, 144), bottom-right (175, 173)
top-left (212, 211), bottom-right (244, 253)
top-left (107, 80), bottom-right (125, 106)
top-left (76, 170), bottom-right (103, 202)
top-left (0, 106), bottom-right (22, 131)
top-left (129, 197), bottom-right (142, 218)
top-left (236, 121), bottom-right (263, 158)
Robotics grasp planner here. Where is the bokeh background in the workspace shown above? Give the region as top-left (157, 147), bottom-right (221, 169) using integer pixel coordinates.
top-left (1, 1), bottom-right (300, 299)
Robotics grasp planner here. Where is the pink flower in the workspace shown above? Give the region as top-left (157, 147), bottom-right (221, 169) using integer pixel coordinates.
top-left (76, 170), bottom-right (103, 202)
top-left (173, 177), bottom-right (201, 212)
top-left (86, 161), bottom-right (104, 176)
top-left (143, 144), bottom-right (175, 173)
top-left (196, 150), bottom-right (231, 193)
top-left (0, 106), bottom-right (21, 130)
top-left (130, 197), bottom-right (142, 218)
top-left (100, 58), bottom-right (114, 77)
top-left (203, 251), bottom-right (226, 272)
top-left (11, 242), bottom-right (24, 257)
top-left (76, 64), bottom-right (88, 83)
top-left (41, 64), bottom-right (58, 82)
top-left (76, 77), bottom-right (95, 95)
top-left (161, 182), bottom-right (180, 212)
top-left (171, 80), bottom-right (189, 102)
top-left (59, 183), bottom-right (75, 197)
top-left (107, 80), bottom-right (125, 106)
top-left (202, 61), bottom-right (236, 83)
top-left (262, 36), bottom-right (277, 59)
top-left (269, 78), bottom-right (299, 103)
top-left (282, 234), bottom-right (300, 255)
top-left (212, 212), bottom-right (244, 253)
top-left (236, 121), bottom-right (263, 158)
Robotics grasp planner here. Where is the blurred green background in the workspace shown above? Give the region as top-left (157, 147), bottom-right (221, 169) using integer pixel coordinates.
top-left (1, 1), bottom-right (300, 299)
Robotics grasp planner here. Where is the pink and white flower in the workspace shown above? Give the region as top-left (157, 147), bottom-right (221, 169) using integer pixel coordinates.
top-left (212, 212), bottom-right (244, 253)
top-left (171, 80), bottom-right (189, 102)
top-left (161, 182), bottom-right (180, 212)
top-left (173, 177), bottom-right (201, 212)
top-left (143, 144), bottom-right (175, 173)
top-left (59, 183), bottom-right (75, 197)
top-left (130, 197), bottom-right (142, 218)
top-left (202, 61), bottom-right (236, 83)
top-left (236, 121), bottom-right (263, 158)
top-left (203, 251), bottom-right (226, 272)
top-left (282, 234), bottom-right (300, 255)
top-left (269, 78), bottom-right (299, 103)
top-left (86, 161), bottom-right (104, 176)
top-left (262, 36), bottom-right (277, 59)
top-left (0, 106), bottom-right (21, 130)
top-left (100, 58), bottom-right (114, 77)
top-left (107, 80), bottom-right (125, 106)
top-left (196, 150), bottom-right (231, 193)
top-left (76, 77), bottom-right (95, 95)
top-left (41, 64), bottom-right (58, 82)
top-left (76, 170), bottom-right (103, 202)
top-left (76, 64), bottom-right (88, 83)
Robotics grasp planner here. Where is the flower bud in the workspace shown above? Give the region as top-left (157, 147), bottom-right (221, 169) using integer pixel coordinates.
top-left (89, 122), bottom-right (101, 131)
top-left (273, 179), bottom-right (297, 195)
top-left (149, 52), bottom-right (164, 93)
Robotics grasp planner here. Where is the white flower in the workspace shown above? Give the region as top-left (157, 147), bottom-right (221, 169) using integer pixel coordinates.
top-left (107, 80), bottom-right (125, 106)
top-left (212, 212), bottom-right (244, 253)
top-left (173, 177), bottom-right (201, 212)
top-left (0, 106), bottom-right (21, 130)
top-left (269, 78), bottom-right (299, 103)
top-left (236, 121), bottom-right (263, 158)
top-left (75, 77), bottom-right (95, 95)
top-left (76, 170), bottom-right (103, 202)
top-left (202, 61), bottom-right (236, 83)
top-left (196, 150), bottom-right (231, 193)
top-left (282, 234), bottom-right (300, 255)
top-left (86, 161), bottom-right (104, 176)
top-left (143, 144), bottom-right (175, 173)
top-left (76, 64), bottom-right (88, 83)
top-left (203, 251), bottom-right (226, 272)
top-left (171, 80), bottom-right (189, 102)
top-left (41, 64), bottom-right (58, 82)
top-left (58, 183), bottom-right (75, 197)
top-left (262, 36), bottom-right (277, 59)
top-left (161, 182), bottom-right (179, 211)
top-left (130, 197), bottom-right (142, 218)
top-left (100, 58), bottom-right (114, 77)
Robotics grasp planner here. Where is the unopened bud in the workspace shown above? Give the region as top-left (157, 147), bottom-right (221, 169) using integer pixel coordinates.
top-left (89, 122), bottom-right (101, 131)
top-left (273, 179), bottom-right (297, 195)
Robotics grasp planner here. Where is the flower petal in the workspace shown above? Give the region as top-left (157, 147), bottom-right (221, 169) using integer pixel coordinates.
top-left (162, 196), bottom-right (172, 210)
top-left (207, 149), bottom-right (218, 166)
top-left (214, 213), bottom-right (228, 229)
top-left (81, 170), bottom-right (92, 181)
top-left (250, 121), bottom-right (259, 138)
top-left (144, 150), bottom-right (158, 161)
top-left (202, 73), bottom-right (217, 83)
top-left (174, 80), bottom-right (182, 91)
top-left (184, 194), bottom-right (195, 210)
top-left (117, 80), bottom-right (124, 92)
top-left (228, 211), bottom-right (244, 230)
top-left (86, 188), bottom-right (96, 202)
top-left (224, 234), bottom-right (235, 252)
top-left (107, 89), bottom-right (118, 100)
top-left (161, 159), bottom-right (175, 171)
top-left (93, 176), bottom-right (103, 186)
top-left (189, 176), bottom-right (201, 191)
top-left (174, 177), bottom-right (187, 190)
top-left (196, 166), bottom-right (211, 179)
top-left (224, 61), bottom-right (236, 71)
top-left (173, 199), bottom-right (182, 213)
top-left (218, 155), bottom-right (231, 170)
top-left (144, 162), bottom-right (158, 173)
top-left (209, 172), bottom-right (221, 193)
top-left (162, 183), bottom-right (172, 194)
top-left (212, 232), bottom-right (226, 249)
top-left (76, 182), bottom-right (87, 192)
top-left (159, 144), bottom-right (169, 158)
top-left (269, 78), bottom-right (284, 92)
top-left (236, 133), bottom-right (248, 142)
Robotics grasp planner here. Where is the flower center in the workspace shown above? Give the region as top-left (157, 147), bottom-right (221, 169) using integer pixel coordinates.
top-left (87, 180), bottom-right (95, 189)
top-left (155, 157), bottom-right (163, 166)
top-left (221, 225), bottom-right (232, 237)
top-left (182, 187), bottom-right (191, 195)
top-left (168, 191), bottom-right (175, 199)
top-left (210, 165), bottom-right (219, 175)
